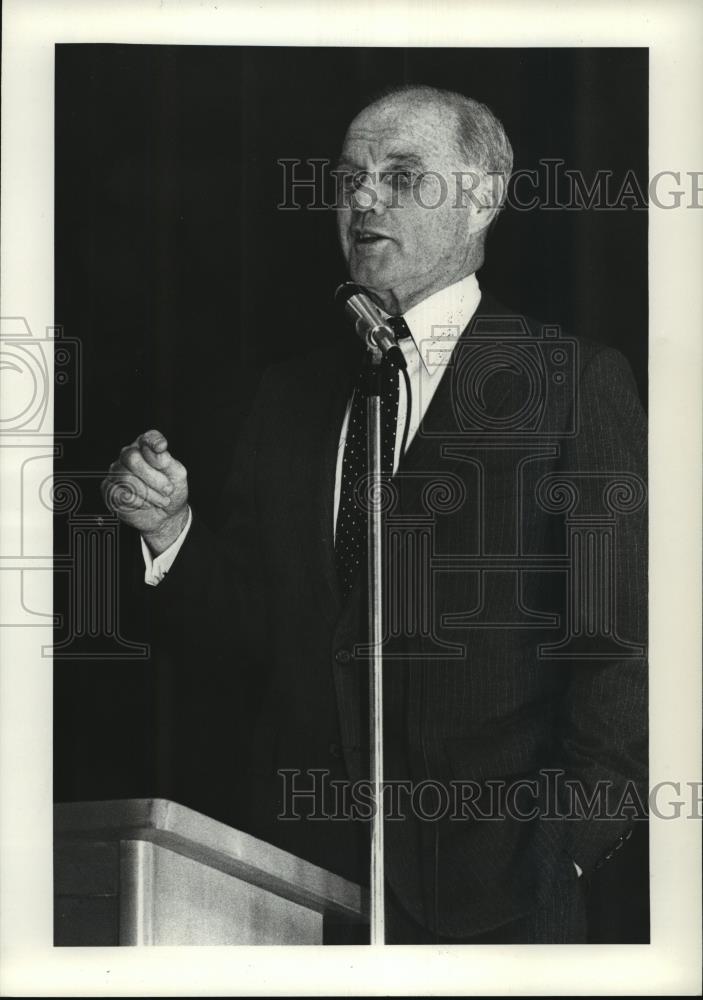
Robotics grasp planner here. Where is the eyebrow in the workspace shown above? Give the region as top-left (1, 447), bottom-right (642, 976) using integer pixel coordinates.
top-left (334, 151), bottom-right (426, 172)
top-left (383, 151), bottom-right (425, 170)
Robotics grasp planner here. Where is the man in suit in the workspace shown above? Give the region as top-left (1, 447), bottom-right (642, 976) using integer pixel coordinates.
top-left (102, 84), bottom-right (647, 943)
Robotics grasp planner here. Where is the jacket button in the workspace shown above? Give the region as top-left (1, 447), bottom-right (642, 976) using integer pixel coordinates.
top-left (335, 648), bottom-right (351, 664)
top-left (329, 743), bottom-right (342, 759)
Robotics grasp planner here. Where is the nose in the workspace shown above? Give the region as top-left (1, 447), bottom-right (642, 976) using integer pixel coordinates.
top-left (351, 172), bottom-right (388, 217)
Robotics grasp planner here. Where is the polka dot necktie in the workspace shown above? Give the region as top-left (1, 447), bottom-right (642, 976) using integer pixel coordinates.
top-left (335, 316), bottom-right (411, 598)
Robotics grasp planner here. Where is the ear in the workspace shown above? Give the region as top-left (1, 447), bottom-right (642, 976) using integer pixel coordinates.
top-left (460, 169), bottom-right (507, 237)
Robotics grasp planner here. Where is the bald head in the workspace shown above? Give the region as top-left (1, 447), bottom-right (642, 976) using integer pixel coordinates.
top-left (359, 84), bottom-right (513, 181)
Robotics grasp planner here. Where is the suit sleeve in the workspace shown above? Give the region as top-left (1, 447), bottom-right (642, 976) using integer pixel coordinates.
top-left (143, 369), bottom-right (274, 675)
top-left (555, 346), bottom-right (648, 876)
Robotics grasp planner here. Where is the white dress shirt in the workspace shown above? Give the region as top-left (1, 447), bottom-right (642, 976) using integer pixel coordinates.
top-left (143, 272), bottom-right (481, 584)
top-left (141, 504), bottom-right (193, 585)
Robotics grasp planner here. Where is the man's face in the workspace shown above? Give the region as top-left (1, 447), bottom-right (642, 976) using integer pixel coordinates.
top-left (336, 95), bottom-right (478, 314)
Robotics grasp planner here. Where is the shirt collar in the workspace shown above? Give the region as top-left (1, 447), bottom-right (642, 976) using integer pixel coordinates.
top-left (387, 273), bottom-right (481, 376)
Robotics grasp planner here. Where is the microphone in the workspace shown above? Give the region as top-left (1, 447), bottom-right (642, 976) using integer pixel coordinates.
top-left (335, 282), bottom-right (407, 370)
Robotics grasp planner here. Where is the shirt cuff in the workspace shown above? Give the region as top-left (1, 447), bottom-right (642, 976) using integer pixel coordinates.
top-left (141, 506), bottom-right (193, 586)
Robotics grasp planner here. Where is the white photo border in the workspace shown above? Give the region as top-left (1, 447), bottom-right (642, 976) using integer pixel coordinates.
top-left (1, 0), bottom-right (701, 995)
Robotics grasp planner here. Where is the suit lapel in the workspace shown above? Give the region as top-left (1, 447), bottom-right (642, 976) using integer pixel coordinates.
top-left (398, 288), bottom-right (517, 474)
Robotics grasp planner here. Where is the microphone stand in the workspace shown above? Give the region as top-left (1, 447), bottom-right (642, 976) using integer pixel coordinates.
top-left (335, 280), bottom-right (407, 944)
top-left (361, 348), bottom-right (386, 946)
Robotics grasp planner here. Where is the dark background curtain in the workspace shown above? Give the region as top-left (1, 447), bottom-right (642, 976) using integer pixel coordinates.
top-left (53, 45), bottom-right (649, 943)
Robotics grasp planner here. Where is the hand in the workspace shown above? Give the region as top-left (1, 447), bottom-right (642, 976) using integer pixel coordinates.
top-left (101, 429), bottom-right (189, 553)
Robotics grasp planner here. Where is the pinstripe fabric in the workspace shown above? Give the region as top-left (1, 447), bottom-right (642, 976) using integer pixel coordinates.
top-left (148, 290), bottom-right (647, 941)
top-left (385, 875), bottom-right (587, 943)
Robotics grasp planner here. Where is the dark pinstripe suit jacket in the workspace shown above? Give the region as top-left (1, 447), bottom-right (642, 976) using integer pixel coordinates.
top-left (149, 290), bottom-right (648, 938)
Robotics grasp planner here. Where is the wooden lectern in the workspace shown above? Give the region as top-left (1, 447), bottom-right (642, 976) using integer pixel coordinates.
top-left (54, 799), bottom-right (367, 945)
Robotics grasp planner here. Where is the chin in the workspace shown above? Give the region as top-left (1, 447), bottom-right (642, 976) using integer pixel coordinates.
top-left (349, 260), bottom-right (391, 293)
